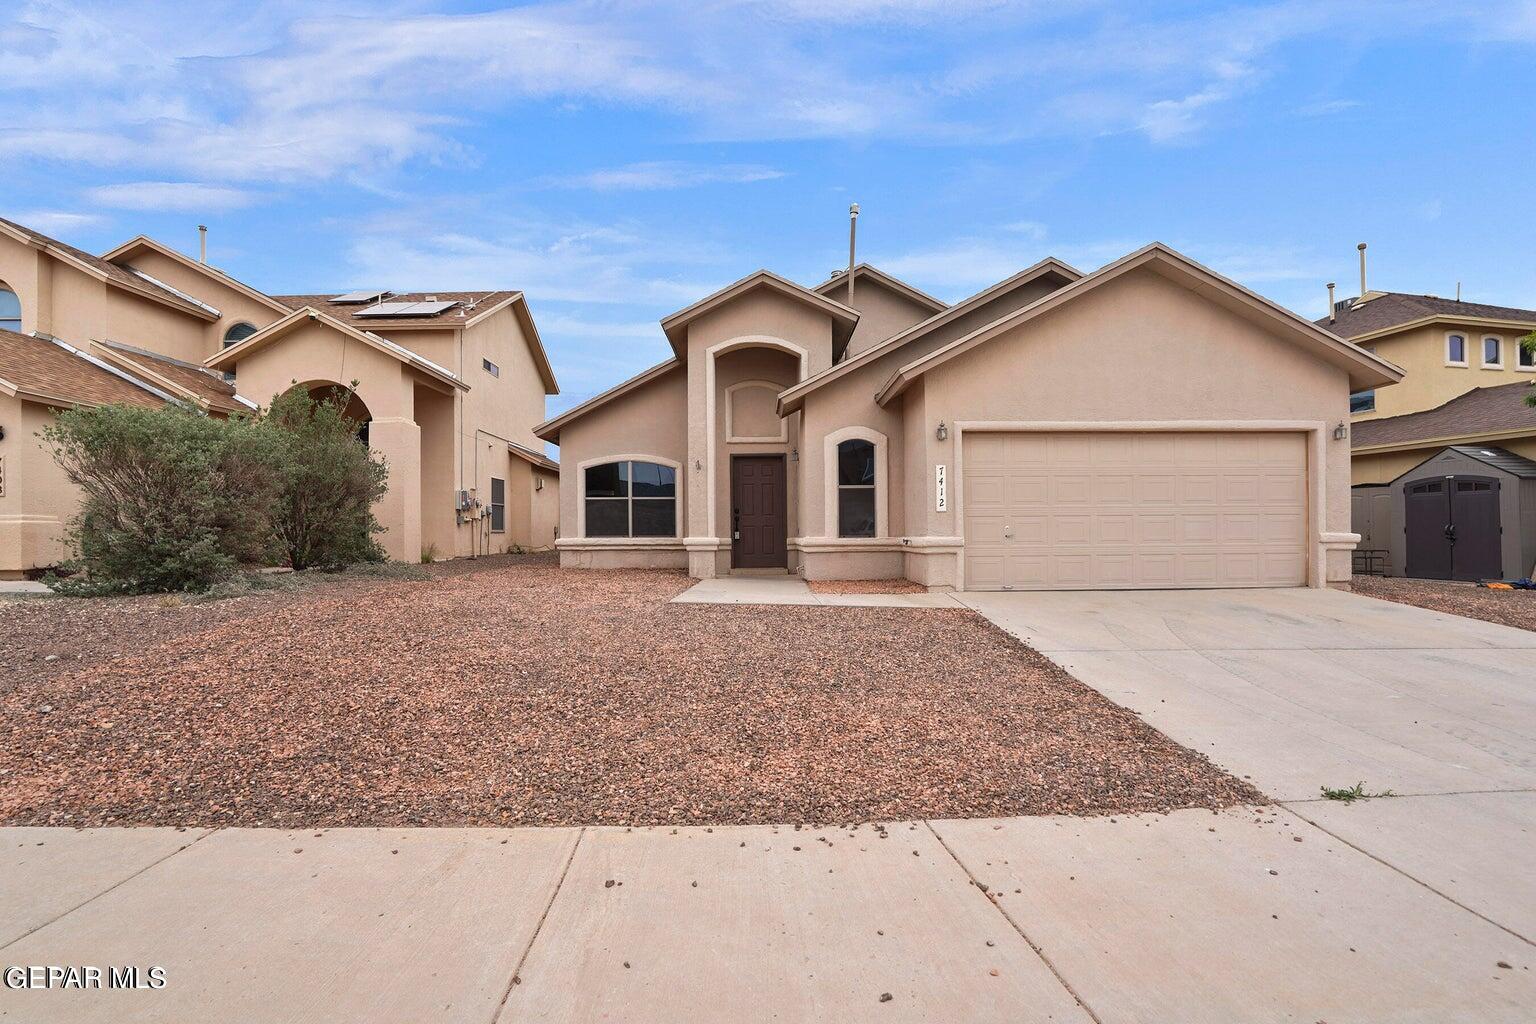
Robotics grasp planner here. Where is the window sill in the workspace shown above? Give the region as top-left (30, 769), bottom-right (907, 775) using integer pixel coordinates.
top-left (1444, 361), bottom-right (1469, 368)
top-left (1480, 364), bottom-right (1505, 371)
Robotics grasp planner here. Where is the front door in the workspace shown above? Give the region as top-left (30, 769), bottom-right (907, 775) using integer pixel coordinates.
top-left (731, 455), bottom-right (787, 569)
top-left (1405, 476), bottom-right (1501, 581)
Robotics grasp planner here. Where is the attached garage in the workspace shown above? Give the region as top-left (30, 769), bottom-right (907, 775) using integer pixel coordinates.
top-left (962, 430), bottom-right (1309, 590)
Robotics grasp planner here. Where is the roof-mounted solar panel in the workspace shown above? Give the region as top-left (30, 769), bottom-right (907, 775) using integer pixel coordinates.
top-left (332, 289), bottom-right (393, 305)
top-left (355, 300), bottom-right (458, 318)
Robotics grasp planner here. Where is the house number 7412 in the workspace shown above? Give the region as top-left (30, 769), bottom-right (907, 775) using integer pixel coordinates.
top-left (935, 464), bottom-right (947, 512)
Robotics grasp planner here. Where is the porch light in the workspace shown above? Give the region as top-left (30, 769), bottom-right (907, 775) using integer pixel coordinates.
top-left (790, 447), bottom-right (799, 462)
top-left (936, 421), bottom-right (948, 441)
top-left (1333, 422), bottom-right (1347, 440)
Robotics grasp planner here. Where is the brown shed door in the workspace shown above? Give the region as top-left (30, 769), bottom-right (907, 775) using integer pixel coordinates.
top-left (962, 431), bottom-right (1308, 590)
top-left (1405, 476), bottom-right (1501, 582)
top-left (732, 455), bottom-right (787, 569)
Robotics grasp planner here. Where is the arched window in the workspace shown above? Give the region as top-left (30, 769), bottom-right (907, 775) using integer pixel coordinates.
top-left (0, 286), bottom-right (20, 333)
top-left (223, 322), bottom-right (258, 348)
top-left (584, 460), bottom-right (677, 537)
top-left (837, 438), bottom-right (876, 538)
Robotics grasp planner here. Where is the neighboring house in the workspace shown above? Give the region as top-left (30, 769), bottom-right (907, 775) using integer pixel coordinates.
top-left (536, 244), bottom-right (1400, 591)
top-left (0, 217), bottom-right (559, 577)
top-left (1319, 291), bottom-right (1536, 421)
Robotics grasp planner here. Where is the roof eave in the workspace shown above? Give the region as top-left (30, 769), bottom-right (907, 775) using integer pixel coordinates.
top-left (659, 270), bottom-right (859, 358)
top-left (533, 357), bottom-right (681, 442)
top-left (1335, 314), bottom-right (1536, 345)
top-left (100, 235), bottom-right (293, 317)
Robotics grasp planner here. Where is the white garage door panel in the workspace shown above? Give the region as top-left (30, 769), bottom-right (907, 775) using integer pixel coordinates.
top-left (962, 431), bottom-right (1307, 590)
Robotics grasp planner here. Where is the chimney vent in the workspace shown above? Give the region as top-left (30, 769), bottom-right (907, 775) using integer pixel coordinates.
top-left (1327, 282), bottom-right (1336, 323)
top-left (198, 224), bottom-right (208, 264)
top-left (1357, 242), bottom-right (1367, 298)
top-left (847, 203), bottom-right (859, 302)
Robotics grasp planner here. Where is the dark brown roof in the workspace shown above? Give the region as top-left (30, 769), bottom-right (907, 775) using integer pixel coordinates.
top-left (0, 216), bottom-right (215, 316)
top-left (1320, 292), bottom-right (1536, 339)
top-left (0, 329), bottom-right (165, 409)
top-left (1352, 381), bottom-right (1536, 448)
top-left (271, 291), bottom-right (518, 328)
top-left (96, 340), bottom-right (245, 415)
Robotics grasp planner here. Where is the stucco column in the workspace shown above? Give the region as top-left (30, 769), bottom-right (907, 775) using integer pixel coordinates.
top-left (684, 343), bottom-right (717, 577)
top-left (369, 416), bottom-right (422, 563)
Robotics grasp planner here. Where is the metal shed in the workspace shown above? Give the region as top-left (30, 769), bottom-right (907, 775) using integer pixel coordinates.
top-left (1387, 445), bottom-right (1536, 582)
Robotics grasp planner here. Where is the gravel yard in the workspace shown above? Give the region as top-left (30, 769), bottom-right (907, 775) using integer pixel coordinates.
top-left (1351, 576), bottom-right (1536, 633)
top-left (1, 556), bottom-right (1261, 828)
top-left (806, 578), bottom-right (928, 594)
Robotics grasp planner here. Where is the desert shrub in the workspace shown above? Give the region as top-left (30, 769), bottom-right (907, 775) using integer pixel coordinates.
top-left (44, 403), bottom-right (278, 594)
top-left (263, 385), bottom-right (388, 571)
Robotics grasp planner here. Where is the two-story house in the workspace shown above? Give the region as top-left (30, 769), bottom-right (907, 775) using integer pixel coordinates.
top-left (0, 217), bottom-right (559, 577)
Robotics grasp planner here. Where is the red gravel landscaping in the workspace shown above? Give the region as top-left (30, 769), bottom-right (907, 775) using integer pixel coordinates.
top-left (0, 556), bottom-right (1262, 828)
top-left (806, 578), bottom-right (928, 595)
top-left (1350, 576), bottom-right (1536, 633)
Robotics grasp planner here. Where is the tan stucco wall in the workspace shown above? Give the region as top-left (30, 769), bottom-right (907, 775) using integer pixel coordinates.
top-left (0, 397), bottom-right (81, 575)
top-left (121, 249), bottom-right (288, 359)
top-left (819, 276), bottom-right (936, 357)
top-left (1352, 322), bottom-right (1536, 421)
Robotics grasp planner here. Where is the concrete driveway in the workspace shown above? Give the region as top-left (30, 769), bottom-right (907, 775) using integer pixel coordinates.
top-left (957, 586), bottom-right (1536, 942)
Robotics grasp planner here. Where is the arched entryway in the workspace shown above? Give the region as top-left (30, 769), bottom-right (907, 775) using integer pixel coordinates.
top-left (290, 381), bottom-right (372, 446)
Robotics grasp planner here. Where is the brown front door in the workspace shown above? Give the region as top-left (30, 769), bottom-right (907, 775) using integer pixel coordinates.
top-left (731, 455), bottom-right (787, 569)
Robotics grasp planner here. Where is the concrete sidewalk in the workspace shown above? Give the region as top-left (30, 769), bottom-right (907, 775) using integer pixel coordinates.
top-left (2, 810), bottom-right (1530, 1022)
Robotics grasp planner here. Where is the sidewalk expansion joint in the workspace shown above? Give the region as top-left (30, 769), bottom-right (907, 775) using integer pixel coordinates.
top-left (491, 826), bottom-right (585, 1022)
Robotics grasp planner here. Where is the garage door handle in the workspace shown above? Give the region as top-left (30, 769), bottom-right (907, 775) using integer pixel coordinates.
top-left (1444, 523), bottom-right (1456, 543)
top-left (1003, 525), bottom-right (1013, 538)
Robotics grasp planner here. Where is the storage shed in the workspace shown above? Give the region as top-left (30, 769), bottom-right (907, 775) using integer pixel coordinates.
top-left (1387, 445), bottom-right (1536, 582)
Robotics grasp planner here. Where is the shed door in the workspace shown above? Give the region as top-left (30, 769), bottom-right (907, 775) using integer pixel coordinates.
top-left (961, 431), bottom-right (1308, 590)
top-left (1449, 478), bottom-right (1501, 581)
top-left (1404, 479), bottom-right (1452, 580)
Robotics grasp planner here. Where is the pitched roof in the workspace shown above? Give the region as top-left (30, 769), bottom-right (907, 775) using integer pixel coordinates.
top-left (780, 257), bottom-right (1081, 415)
top-left (271, 291), bottom-right (519, 329)
top-left (93, 339), bottom-right (251, 415)
top-left (659, 270), bottom-right (859, 358)
top-left (0, 217), bottom-right (220, 321)
top-left (1437, 445), bottom-right (1536, 479)
top-left (533, 357), bottom-right (681, 442)
top-left (1351, 381), bottom-right (1536, 450)
top-left (508, 440), bottom-right (559, 473)
top-left (813, 264), bottom-right (948, 313)
top-left (875, 243), bottom-right (1404, 406)
top-left (0, 328), bottom-right (168, 409)
top-left (101, 235), bottom-right (293, 317)
top-left (1319, 291), bottom-right (1536, 340)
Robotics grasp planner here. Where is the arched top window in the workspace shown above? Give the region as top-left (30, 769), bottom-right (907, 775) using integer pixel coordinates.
top-left (1445, 333), bottom-right (1467, 366)
top-left (223, 322), bottom-right (258, 348)
top-left (583, 459), bottom-right (677, 537)
top-left (0, 285), bottom-right (20, 333)
top-left (836, 438), bottom-right (876, 538)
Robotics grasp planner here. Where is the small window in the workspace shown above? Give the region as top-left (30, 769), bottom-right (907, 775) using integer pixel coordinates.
top-left (0, 286), bottom-right (20, 333)
top-left (836, 438), bottom-right (876, 538)
top-left (584, 460), bottom-right (676, 537)
top-left (1520, 336), bottom-right (1536, 368)
top-left (1446, 334), bottom-right (1467, 364)
top-left (489, 477), bottom-right (506, 532)
top-left (1349, 390), bottom-right (1375, 414)
top-left (223, 322), bottom-right (257, 348)
top-left (1482, 336), bottom-right (1502, 367)
top-left (483, 358), bottom-right (499, 377)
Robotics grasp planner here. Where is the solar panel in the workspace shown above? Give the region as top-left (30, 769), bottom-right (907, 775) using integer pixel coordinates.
top-left (331, 289), bottom-right (393, 305)
top-left (354, 300), bottom-right (458, 318)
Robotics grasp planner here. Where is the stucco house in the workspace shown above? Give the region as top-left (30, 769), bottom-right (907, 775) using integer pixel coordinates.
top-left (0, 217), bottom-right (559, 577)
top-left (536, 243), bottom-right (1401, 591)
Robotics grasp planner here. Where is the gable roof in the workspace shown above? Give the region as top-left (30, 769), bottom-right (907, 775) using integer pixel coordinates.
top-left (0, 328), bottom-right (170, 409)
top-left (92, 339), bottom-right (253, 415)
top-left (508, 439), bottom-right (559, 473)
top-left (101, 235), bottom-right (293, 317)
top-left (1320, 291), bottom-right (1536, 341)
top-left (0, 217), bottom-right (220, 322)
top-left (205, 306), bottom-right (468, 392)
top-left (659, 270), bottom-right (859, 358)
top-left (1429, 445), bottom-right (1536, 479)
top-left (813, 263), bottom-right (948, 313)
top-left (533, 357), bottom-right (681, 443)
top-left (780, 257), bottom-right (1081, 415)
top-left (1351, 381), bottom-right (1536, 451)
top-left (875, 243), bottom-right (1404, 406)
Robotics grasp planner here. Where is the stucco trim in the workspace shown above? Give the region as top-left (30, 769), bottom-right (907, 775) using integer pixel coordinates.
top-left (574, 452), bottom-right (684, 540)
top-left (793, 537), bottom-right (906, 551)
top-left (1353, 426), bottom-right (1536, 456)
top-left (556, 537), bottom-right (685, 551)
top-left (821, 425), bottom-right (890, 539)
top-left (1444, 330), bottom-right (1470, 368)
top-left (1339, 314), bottom-right (1536, 346)
top-left (875, 244), bottom-right (1405, 405)
top-left (725, 379), bottom-right (789, 443)
top-left (951, 420), bottom-right (1332, 590)
top-left (661, 270), bottom-right (859, 356)
top-left (704, 336), bottom-right (808, 539)
top-left (534, 358), bottom-right (680, 442)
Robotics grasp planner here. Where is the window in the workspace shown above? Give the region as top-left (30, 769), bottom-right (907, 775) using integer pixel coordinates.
top-left (223, 322), bottom-right (257, 348)
top-left (1520, 335), bottom-right (1536, 369)
top-left (483, 358), bottom-right (499, 377)
top-left (837, 439), bottom-right (876, 537)
top-left (1482, 336), bottom-right (1503, 368)
top-left (0, 286), bottom-right (20, 333)
top-left (1349, 390), bottom-right (1375, 414)
top-left (1446, 333), bottom-right (1467, 365)
top-left (583, 460), bottom-right (676, 537)
top-left (489, 477), bottom-right (506, 532)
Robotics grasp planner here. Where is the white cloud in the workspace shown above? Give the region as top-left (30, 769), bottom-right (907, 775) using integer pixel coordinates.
top-left (544, 161), bottom-right (786, 191)
top-left (1296, 98), bottom-right (1362, 117)
top-left (86, 181), bottom-right (259, 211)
top-left (8, 209), bottom-right (105, 233)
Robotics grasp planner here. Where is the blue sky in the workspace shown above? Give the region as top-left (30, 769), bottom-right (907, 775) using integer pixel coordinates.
top-left (3, 0), bottom-right (1534, 419)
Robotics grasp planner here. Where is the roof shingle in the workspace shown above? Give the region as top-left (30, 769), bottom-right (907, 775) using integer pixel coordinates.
top-left (1352, 381), bottom-right (1536, 448)
top-left (96, 340), bottom-right (247, 414)
top-left (0, 216), bottom-right (215, 316)
top-left (272, 291), bottom-right (518, 328)
top-left (1321, 291), bottom-right (1536, 339)
top-left (0, 329), bottom-right (165, 409)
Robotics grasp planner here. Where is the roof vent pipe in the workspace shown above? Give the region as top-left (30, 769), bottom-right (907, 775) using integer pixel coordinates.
top-left (1357, 242), bottom-right (1367, 297)
top-left (847, 203), bottom-right (859, 302)
top-left (198, 224), bottom-right (208, 264)
top-left (1327, 282), bottom-right (1336, 323)
top-left (1456, 281), bottom-right (1462, 302)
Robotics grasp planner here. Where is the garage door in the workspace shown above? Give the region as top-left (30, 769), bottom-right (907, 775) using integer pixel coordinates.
top-left (962, 431), bottom-right (1307, 590)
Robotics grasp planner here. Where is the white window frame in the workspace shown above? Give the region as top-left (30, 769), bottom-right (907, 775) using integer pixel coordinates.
top-left (822, 425), bottom-right (888, 538)
top-left (1444, 332), bottom-right (1468, 367)
top-left (0, 284), bottom-right (21, 333)
top-left (222, 321), bottom-right (258, 348)
top-left (575, 454), bottom-right (683, 539)
top-left (1480, 335), bottom-right (1504, 370)
top-left (1518, 334), bottom-right (1536, 371)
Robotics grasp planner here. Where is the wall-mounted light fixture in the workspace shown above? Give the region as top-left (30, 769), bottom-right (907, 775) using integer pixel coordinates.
top-left (1333, 422), bottom-right (1347, 440)
top-left (790, 447), bottom-right (799, 462)
top-left (936, 421), bottom-right (948, 441)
